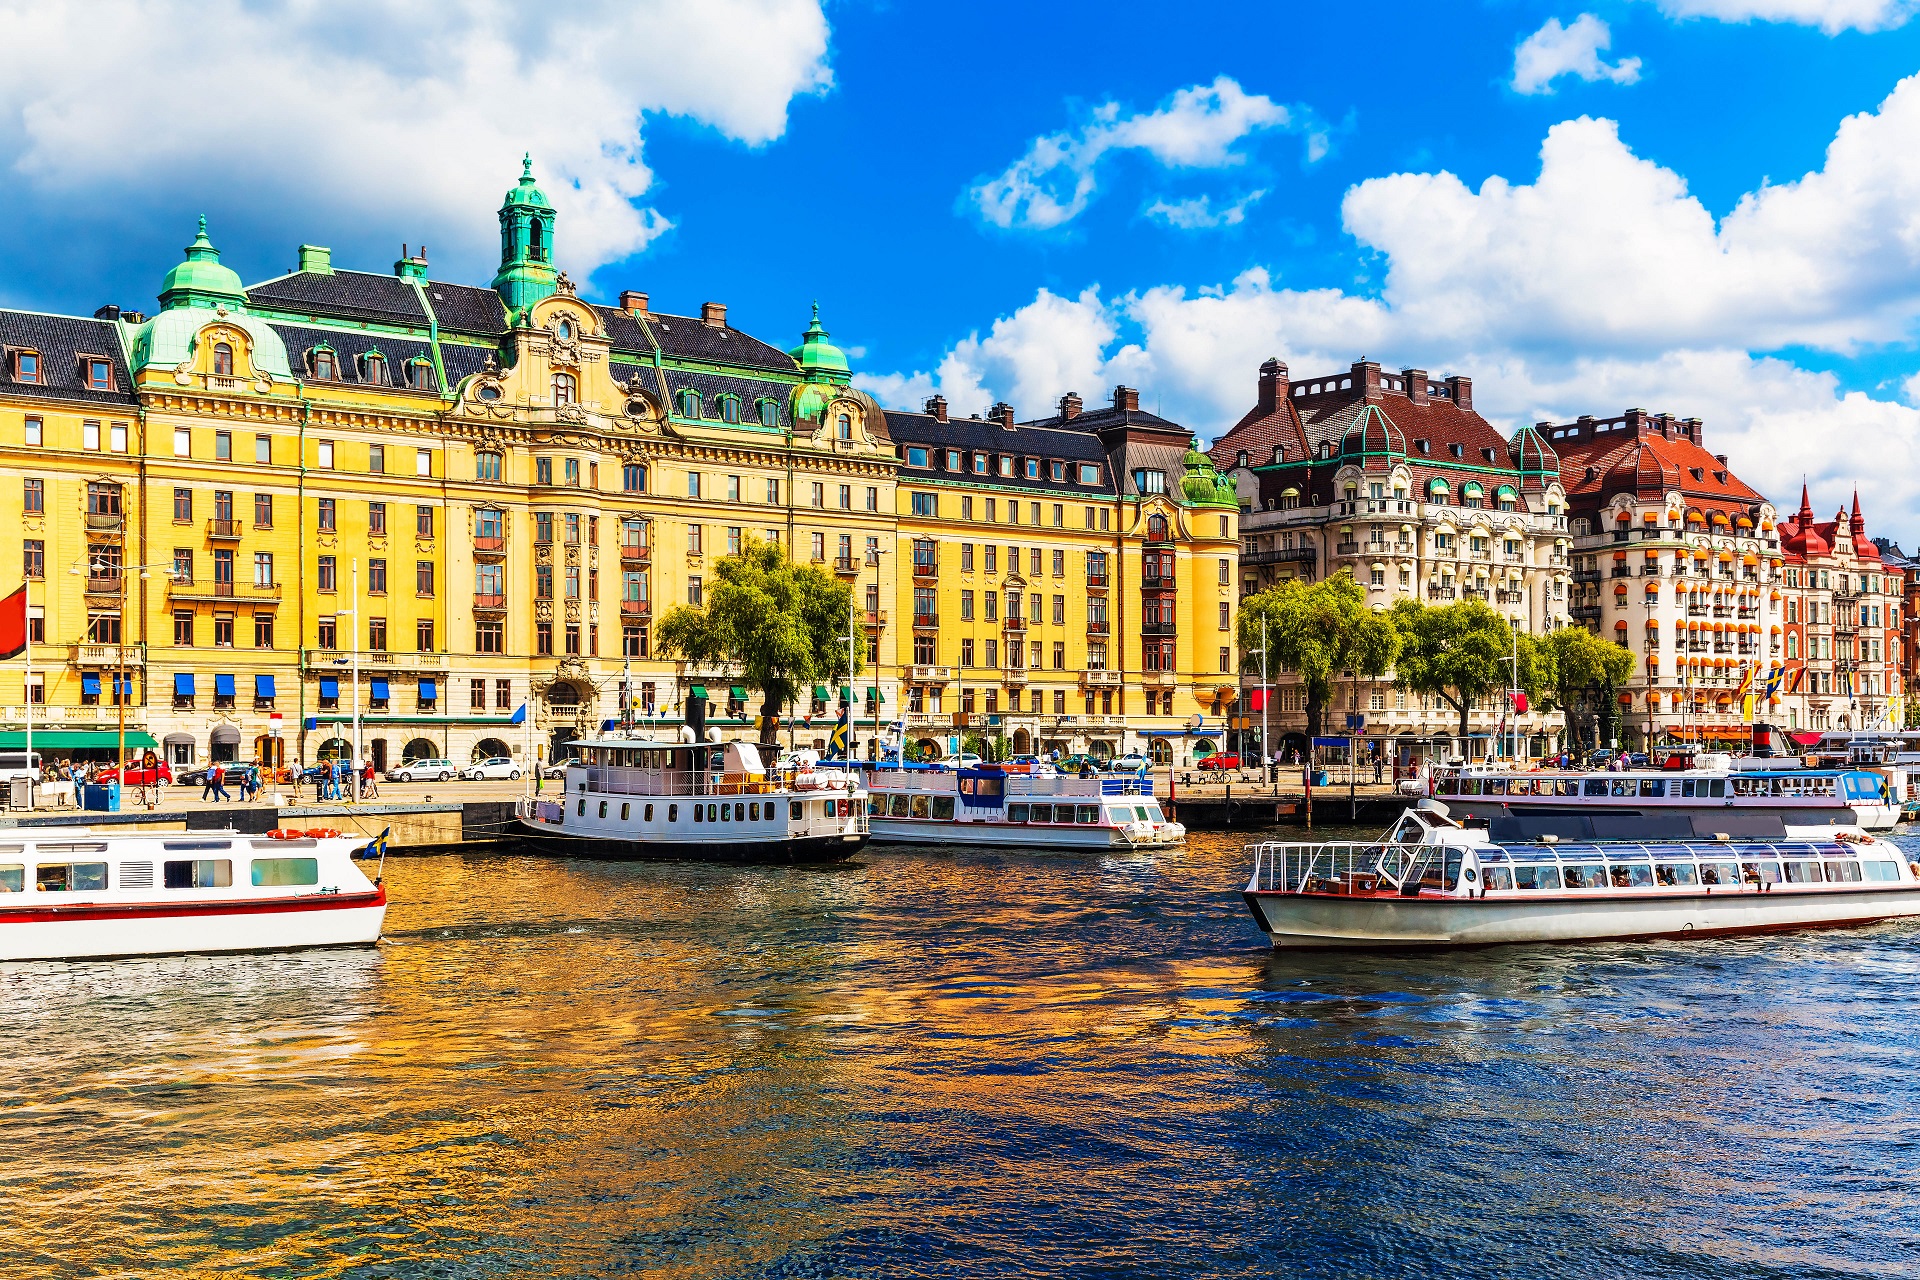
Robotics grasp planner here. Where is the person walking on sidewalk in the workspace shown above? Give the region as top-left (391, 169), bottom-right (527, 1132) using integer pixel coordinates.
top-left (361, 759), bottom-right (379, 800)
top-left (201, 763), bottom-right (230, 804)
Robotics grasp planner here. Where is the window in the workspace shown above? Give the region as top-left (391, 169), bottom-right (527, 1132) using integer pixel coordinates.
top-left (689, 576), bottom-right (703, 606)
top-left (536, 564), bottom-right (553, 599)
top-left (255, 435), bottom-right (271, 464)
top-left (477, 451), bottom-right (503, 481)
top-left (363, 352), bottom-right (387, 385)
top-left (416, 505), bottom-right (433, 538)
top-left (622, 463), bottom-right (647, 492)
top-left (87, 482), bottom-right (121, 515)
top-left (1133, 469), bottom-right (1166, 494)
top-left (810, 532), bottom-right (826, 561)
top-left (416, 561), bottom-right (435, 596)
top-left (767, 478), bottom-right (780, 505)
top-left (564, 457), bottom-right (581, 487)
top-left (109, 423), bottom-right (127, 453)
top-left (250, 552), bottom-right (272, 587)
top-left (367, 617), bottom-right (386, 651)
top-left (83, 420), bottom-right (100, 450)
top-left (175, 611), bottom-right (194, 647)
top-left (837, 413), bottom-right (853, 440)
top-left (758, 400), bottom-right (779, 427)
top-left (687, 524), bottom-right (703, 555)
top-left (316, 616), bottom-right (335, 649)
top-left (368, 443), bottom-right (385, 473)
top-left (408, 360), bottom-right (434, 390)
top-left (13, 350), bottom-right (39, 383)
top-left (174, 427), bottom-right (192, 457)
top-left (172, 549), bottom-right (193, 584)
top-left (906, 447), bottom-right (929, 468)
top-left (212, 343), bottom-right (234, 378)
top-left (677, 388), bottom-right (701, 418)
top-left (416, 619), bottom-right (434, 651)
top-left (367, 559), bottom-right (386, 594)
top-left (212, 614), bottom-right (233, 648)
top-left (552, 372), bottom-right (576, 404)
top-left (24, 478), bottom-right (43, 514)
top-left (23, 415), bottom-right (41, 446)
top-left (254, 613), bottom-right (274, 648)
top-left (254, 493), bottom-right (272, 528)
top-left (564, 564), bottom-right (580, 599)
top-left (317, 556), bottom-right (336, 593)
top-left (311, 348), bottom-right (338, 380)
top-left (318, 440), bottom-right (334, 468)
top-left (368, 502), bottom-right (386, 536)
top-left (811, 482), bottom-right (824, 508)
top-left (537, 622), bottom-right (553, 655)
top-left (23, 540), bottom-right (42, 580)
top-left (910, 492), bottom-right (937, 518)
top-left (838, 484), bottom-right (852, 510)
top-left (720, 396), bottom-right (740, 423)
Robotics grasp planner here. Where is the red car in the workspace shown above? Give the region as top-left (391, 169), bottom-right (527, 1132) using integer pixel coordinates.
top-left (1197, 753), bottom-right (1242, 771)
top-left (97, 759), bottom-right (174, 786)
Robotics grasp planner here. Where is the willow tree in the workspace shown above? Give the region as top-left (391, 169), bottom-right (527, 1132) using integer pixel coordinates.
top-left (655, 537), bottom-right (857, 740)
top-left (1237, 571), bottom-right (1402, 740)
top-left (1538, 623), bottom-right (1638, 751)
top-left (1390, 597), bottom-right (1547, 739)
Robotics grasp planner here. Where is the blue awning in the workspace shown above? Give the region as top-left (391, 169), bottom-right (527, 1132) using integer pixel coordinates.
top-left (255, 674), bottom-right (275, 698)
top-left (173, 673), bottom-right (195, 697)
top-left (81, 673), bottom-right (100, 696)
top-left (112, 674), bottom-right (131, 695)
top-left (419, 679), bottom-right (437, 700)
top-left (214, 673), bottom-right (236, 698)
top-left (371, 679), bottom-right (389, 700)
top-left (319, 676), bottom-right (338, 699)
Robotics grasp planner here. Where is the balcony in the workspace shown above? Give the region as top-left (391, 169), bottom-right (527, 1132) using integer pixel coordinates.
top-left (1362, 498), bottom-right (1417, 516)
top-left (170, 579), bottom-right (283, 602)
top-left (1572, 569), bottom-right (1601, 583)
top-left (909, 665), bottom-right (952, 683)
top-left (83, 574), bottom-right (122, 597)
top-left (1427, 586), bottom-right (1457, 601)
top-left (1004, 667), bottom-right (1028, 686)
top-left (475, 534), bottom-right (507, 555)
top-left (206, 518), bottom-right (242, 541)
top-left (473, 593), bottom-right (508, 611)
top-left (1141, 573), bottom-right (1173, 590)
top-left (1086, 573), bottom-right (1109, 589)
top-left (619, 599), bottom-right (651, 617)
top-left (864, 610), bottom-right (888, 628)
top-left (1610, 566), bottom-right (1633, 579)
top-left (1081, 668), bottom-right (1123, 688)
top-left (1144, 671), bottom-right (1176, 688)
top-left (833, 556), bottom-right (861, 577)
top-left (85, 511), bottom-right (123, 532)
top-left (1571, 604), bottom-right (1602, 622)
top-left (1142, 620), bottom-right (1178, 636)
top-left (913, 613), bottom-right (938, 629)
top-left (1496, 590), bottom-right (1525, 605)
top-left (1335, 541), bottom-right (1360, 556)
top-left (618, 542), bottom-right (650, 564)
top-left (70, 643), bottom-right (143, 667)
top-left (1086, 619), bottom-right (1110, 634)
top-left (912, 559), bottom-right (938, 580)
top-left (1243, 546), bottom-right (1317, 566)
top-left (1003, 616), bottom-right (1027, 632)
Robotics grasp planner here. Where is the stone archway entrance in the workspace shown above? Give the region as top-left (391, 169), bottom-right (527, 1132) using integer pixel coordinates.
top-left (1011, 728), bottom-right (1032, 754)
top-left (471, 736), bottom-right (511, 762)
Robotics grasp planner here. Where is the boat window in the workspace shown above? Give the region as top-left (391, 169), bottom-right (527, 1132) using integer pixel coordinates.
top-left (1075, 804), bottom-right (1097, 823)
top-left (1638, 780), bottom-right (1664, 798)
top-left (1486, 779), bottom-right (1507, 796)
top-left (0, 864), bottom-right (18, 891)
top-left (164, 858), bottom-right (231, 889)
top-left (790, 802), bottom-right (800, 820)
top-left (1562, 864), bottom-right (1607, 889)
top-left (1460, 778), bottom-right (1483, 796)
top-left (1679, 780), bottom-right (1697, 798)
top-left (910, 794), bottom-right (931, 818)
top-left (1144, 804), bottom-right (1164, 822)
top-left (1483, 865), bottom-right (1513, 891)
top-left (693, 804), bottom-right (703, 823)
top-left (1029, 803), bottom-right (1052, 824)
top-left (36, 863), bottom-right (107, 892)
top-left (934, 797), bottom-right (957, 820)
top-left (867, 796), bottom-right (884, 816)
top-left (1583, 780), bottom-right (1608, 797)
top-left (1388, 816), bottom-right (1424, 844)
top-left (1007, 803), bottom-right (1028, 822)
top-left (619, 803), bottom-right (629, 821)
top-left (250, 858), bottom-right (318, 887)
top-left (1609, 863), bottom-right (1655, 888)
top-left (645, 804), bottom-right (654, 821)
top-left (577, 799), bottom-right (586, 816)
top-left (709, 804), bottom-right (720, 823)
top-left (1783, 860), bottom-right (1821, 883)
top-left (1740, 861), bottom-right (1782, 884)
top-left (1824, 860), bottom-right (1863, 883)
top-left (1437, 778), bottom-right (1460, 796)
top-left (1707, 780), bottom-right (1726, 798)
top-left (1700, 861), bottom-right (1742, 885)
top-left (669, 804), bottom-right (679, 821)
top-left (748, 802), bottom-right (759, 821)
top-left (1655, 862), bottom-right (1699, 886)
top-left (163, 840), bottom-right (230, 851)
top-left (1513, 865), bottom-right (1562, 890)
top-left (1865, 860), bottom-right (1903, 881)
top-left (1610, 779), bottom-right (1634, 797)
top-left (598, 801), bottom-right (608, 818)
top-left (888, 795), bottom-right (912, 816)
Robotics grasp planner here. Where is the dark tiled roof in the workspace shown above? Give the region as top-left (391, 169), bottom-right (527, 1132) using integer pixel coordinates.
top-left (885, 410), bottom-right (1116, 496)
top-left (642, 311), bottom-right (795, 373)
top-left (247, 270), bottom-right (429, 328)
top-left (0, 310), bottom-right (136, 406)
top-left (440, 341), bottom-right (497, 387)
top-left (655, 369), bottom-right (794, 427)
top-left (424, 280), bottom-right (508, 335)
top-left (268, 323), bottom-right (440, 387)
top-left (594, 306), bottom-right (654, 359)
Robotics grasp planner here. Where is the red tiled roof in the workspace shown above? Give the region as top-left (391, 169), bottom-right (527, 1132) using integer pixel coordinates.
top-left (1557, 430), bottom-right (1762, 514)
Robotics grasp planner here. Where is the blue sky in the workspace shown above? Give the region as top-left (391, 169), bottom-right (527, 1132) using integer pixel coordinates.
top-left (6, 0), bottom-right (1920, 537)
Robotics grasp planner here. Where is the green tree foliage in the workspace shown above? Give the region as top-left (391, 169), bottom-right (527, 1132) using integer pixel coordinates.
top-left (1390, 597), bottom-right (1548, 738)
top-left (655, 537), bottom-right (856, 737)
top-left (1237, 571), bottom-right (1402, 739)
top-left (1538, 624), bottom-right (1639, 750)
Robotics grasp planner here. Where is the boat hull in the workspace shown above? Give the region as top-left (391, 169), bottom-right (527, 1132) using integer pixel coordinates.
top-left (512, 821), bottom-right (867, 864)
top-left (1244, 884), bottom-right (1920, 948)
top-left (867, 818), bottom-right (1177, 850)
top-left (0, 888), bottom-right (387, 962)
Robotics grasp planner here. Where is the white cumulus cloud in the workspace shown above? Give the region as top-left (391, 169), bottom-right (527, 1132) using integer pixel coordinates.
top-left (1143, 191), bottom-right (1267, 230)
top-left (969, 77), bottom-right (1325, 231)
top-left (1512, 14), bottom-right (1644, 94)
top-left (0, 0), bottom-right (833, 292)
top-left (1649, 0), bottom-right (1918, 33)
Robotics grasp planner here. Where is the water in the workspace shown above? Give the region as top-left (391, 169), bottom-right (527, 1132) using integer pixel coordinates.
top-left (7, 829), bottom-right (1920, 1279)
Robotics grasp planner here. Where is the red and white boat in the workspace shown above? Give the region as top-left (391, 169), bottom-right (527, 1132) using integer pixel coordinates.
top-left (0, 827), bottom-right (387, 961)
top-left (1242, 800), bottom-right (1920, 948)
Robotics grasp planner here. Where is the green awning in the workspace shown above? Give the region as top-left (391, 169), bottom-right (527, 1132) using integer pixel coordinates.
top-left (689, 685), bottom-right (708, 700)
top-left (729, 686), bottom-right (747, 700)
top-left (0, 730), bottom-right (158, 749)
top-left (839, 685), bottom-right (852, 701)
top-left (812, 685), bottom-right (829, 700)
top-left (866, 687), bottom-right (880, 699)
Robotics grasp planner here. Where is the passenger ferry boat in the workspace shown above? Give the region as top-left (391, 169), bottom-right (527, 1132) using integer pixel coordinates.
top-left (1427, 755), bottom-right (1899, 838)
top-left (862, 766), bottom-right (1186, 850)
top-left (0, 827), bottom-right (385, 961)
top-left (1242, 800), bottom-right (1920, 948)
top-left (513, 737), bottom-right (869, 863)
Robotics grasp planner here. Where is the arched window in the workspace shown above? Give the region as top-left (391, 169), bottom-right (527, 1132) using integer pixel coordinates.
top-left (677, 389), bottom-right (701, 418)
top-left (1147, 514), bottom-right (1170, 542)
top-left (757, 400), bottom-right (779, 427)
top-left (720, 396), bottom-right (740, 424)
top-left (407, 360), bottom-right (434, 391)
top-left (362, 352), bottom-right (387, 385)
top-left (212, 342), bottom-right (233, 377)
top-left (529, 217), bottom-right (545, 262)
top-left (475, 451), bottom-right (502, 482)
top-left (310, 348), bottom-right (337, 380)
top-left (836, 412), bottom-right (853, 440)
top-left (551, 372), bottom-right (576, 405)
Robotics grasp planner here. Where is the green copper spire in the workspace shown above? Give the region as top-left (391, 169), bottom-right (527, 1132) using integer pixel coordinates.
top-left (493, 154), bottom-right (557, 317)
top-left (789, 301), bottom-right (850, 384)
top-left (157, 215), bottom-right (248, 311)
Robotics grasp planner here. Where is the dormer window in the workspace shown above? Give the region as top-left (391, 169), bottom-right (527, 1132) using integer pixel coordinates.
top-left (1481, 447), bottom-right (1495, 462)
top-left (13, 350), bottom-right (40, 383)
top-left (1690, 467), bottom-right (1705, 481)
top-left (361, 352), bottom-right (388, 385)
top-left (310, 347), bottom-right (338, 380)
top-left (1448, 443), bottom-right (1463, 458)
top-left (551, 372), bottom-right (576, 405)
top-left (1236, 450), bottom-right (1248, 467)
top-left (1133, 468), bottom-right (1166, 494)
top-left (836, 412), bottom-right (852, 440)
top-left (998, 456), bottom-right (1014, 477)
top-left (1077, 463), bottom-right (1100, 484)
top-left (1049, 460), bottom-right (1065, 481)
top-left (406, 359), bottom-right (434, 391)
top-left (85, 357), bottom-right (114, 390)
top-left (1414, 439), bottom-right (1429, 454)
top-left (947, 450), bottom-right (962, 471)
top-left (211, 344), bottom-right (233, 378)
top-left (677, 388), bottom-right (701, 418)
top-left (756, 399), bottom-right (779, 427)
top-left (1714, 470), bottom-right (1727, 484)
top-left (1025, 458), bottom-right (1040, 479)
top-left (905, 447), bottom-right (929, 467)
top-left (719, 395), bottom-right (740, 424)
top-left (972, 453), bottom-right (988, 474)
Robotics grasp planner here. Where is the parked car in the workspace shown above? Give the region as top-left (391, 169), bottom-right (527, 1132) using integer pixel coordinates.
top-left (1057, 753), bottom-right (1105, 774)
top-left (176, 763), bottom-right (248, 788)
top-left (1197, 752), bottom-right (1242, 771)
top-left (540, 760), bottom-right (569, 779)
top-left (0, 751), bottom-right (44, 784)
top-left (96, 759), bottom-right (175, 786)
top-left (1109, 753), bottom-right (1150, 773)
top-left (463, 756), bottom-right (522, 781)
top-left (1000, 754), bottom-right (1045, 774)
top-left (387, 757), bottom-right (457, 782)
top-left (953, 752), bottom-right (984, 770)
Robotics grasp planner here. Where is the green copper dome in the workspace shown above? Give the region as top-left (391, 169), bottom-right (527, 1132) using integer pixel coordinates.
top-left (789, 302), bottom-right (850, 384)
top-left (158, 216), bottom-right (247, 311)
top-left (503, 152), bottom-right (550, 209)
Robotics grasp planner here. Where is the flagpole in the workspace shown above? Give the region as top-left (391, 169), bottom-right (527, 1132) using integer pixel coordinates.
top-left (350, 559), bottom-right (361, 803)
top-left (23, 584), bottom-right (32, 810)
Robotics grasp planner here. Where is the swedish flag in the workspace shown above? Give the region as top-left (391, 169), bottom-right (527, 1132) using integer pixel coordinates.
top-left (829, 705), bottom-right (850, 759)
top-left (355, 826), bottom-right (391, 861)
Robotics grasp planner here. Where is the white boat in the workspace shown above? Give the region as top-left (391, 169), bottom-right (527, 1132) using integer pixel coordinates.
top-left (0, 826), bottom-right (386, 962)
top-left (1428, 754), bottom-right (1900, 837)
top-left (513, 737), bottom-right (869, 863)
top-left (1242, 801), bottom-right (1920, 948)
top-left (862, 765), bottom-right (1185, 850)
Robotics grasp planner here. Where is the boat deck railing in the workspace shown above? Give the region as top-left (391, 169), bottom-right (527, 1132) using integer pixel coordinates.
top-left (566, 767), bottom-right (857, 798)
top-left (1248, 840), bottom-right (1426, 894)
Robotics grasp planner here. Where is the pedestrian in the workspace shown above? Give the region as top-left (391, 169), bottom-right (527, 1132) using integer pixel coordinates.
top-left (361, 758), bottom-right (378, 799)
top-left (202, 762), bottom-right (230, 804)
top-left (1373, 754), bottom-right (1384, 785)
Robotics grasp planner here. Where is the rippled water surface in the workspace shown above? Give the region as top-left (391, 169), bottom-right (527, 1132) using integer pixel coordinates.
top-left (7, 828), bottom-right (1920, 1279)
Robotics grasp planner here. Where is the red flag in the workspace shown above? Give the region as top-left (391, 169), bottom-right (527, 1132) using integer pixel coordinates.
top-left (1512, 692), bottom-right (1529, 714)
top-left (1248, 688), bottom-right (1269, 712)
top-left (0, 586), bottom-right (24, 661)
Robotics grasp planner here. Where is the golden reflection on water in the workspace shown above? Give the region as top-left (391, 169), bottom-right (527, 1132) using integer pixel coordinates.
top-left (2, 831), bottom-right (1919, 1278)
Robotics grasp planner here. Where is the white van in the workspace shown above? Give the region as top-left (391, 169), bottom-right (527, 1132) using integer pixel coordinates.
top-left (0, 752), bottom-right (43, 784)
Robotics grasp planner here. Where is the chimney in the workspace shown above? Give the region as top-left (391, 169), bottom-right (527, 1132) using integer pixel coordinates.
top-left (298, 244), bottom-right (333, 275)
top-left (924, 394), bottom-right (948, 423)
top-left (620, 290), bottom-right (649, 316)
top-left (1059, 391), bottom-right (1083, 420)
top-left (991, 401), bottom-right (1016, 430)
top-left (393, 243), bottom-right (428, 283)
top-left (93, 304), bottom-right (121, 321)
top-left (1684, 416), bottom-right (1703, 445)
top-left (701, 301), bottom-right (727, 328)
top-left (1401, 367), bottom-right (1429, 406)
top-left (1351, 360), bottom-right (1381, 401)
top-left (1445, 374), bottom-right (1472, 410)
top-left (1257, 358), bottom-right (1290, 413)
top-left (1112, 385), bottom-right (1139, 412)
top-left (1715, 453), bottom-right (1729, 466)
top-left (1624, 408), bottom-right (1649, 434)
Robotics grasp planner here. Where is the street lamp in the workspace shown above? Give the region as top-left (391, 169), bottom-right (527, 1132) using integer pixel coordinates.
top-left (865, 545), bottom-right (889, 763)
top-left (1246, 614), bottom-right (1272, 795)
top-left (67, 554), bottom-right (179, 785)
